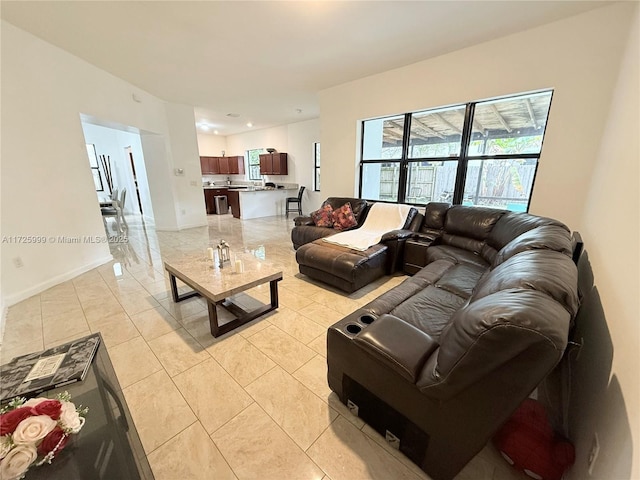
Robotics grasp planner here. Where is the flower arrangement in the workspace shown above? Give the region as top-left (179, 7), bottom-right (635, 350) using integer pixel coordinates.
top-left (0, 392), bottom-right (87, 480)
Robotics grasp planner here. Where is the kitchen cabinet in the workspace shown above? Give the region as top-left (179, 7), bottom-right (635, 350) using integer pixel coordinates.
top-left (203, 188), bottom-right (228, 214)
top-left (259, 153), bottom-right (288, 175)
top-left (227, 190), bottom-right (240, 218)
top-left (200, 156), bottom-right (220, 174)
top-left (200, 156), bottom-right (244, 175)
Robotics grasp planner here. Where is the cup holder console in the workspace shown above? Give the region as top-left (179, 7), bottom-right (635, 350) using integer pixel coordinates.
top-left (343, 313), bottom-right (377, 336)
top-left (346, 324), bottom-right (362, 334)
top-left (360, 314), bottom-right (376, 325)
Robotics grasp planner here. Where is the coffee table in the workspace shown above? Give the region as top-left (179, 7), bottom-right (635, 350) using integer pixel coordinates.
top-left (164, 252), bottom-right (283, 337)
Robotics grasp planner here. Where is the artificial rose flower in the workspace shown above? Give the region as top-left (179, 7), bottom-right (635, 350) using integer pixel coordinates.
top-left (38, 426), bottom-right (69, 457)
top-left (0, 444), bottom-right (37, 480)
top-left (59, 402), bottom-right (83, 433)
top-left (31, 400), bottom-right (62, 420)
top-left (12, 415), bottom-right (56, 445)
top-left (0, 436), bottom-right (11, 461)
top-left (0, 407), bottom-right (33, 436)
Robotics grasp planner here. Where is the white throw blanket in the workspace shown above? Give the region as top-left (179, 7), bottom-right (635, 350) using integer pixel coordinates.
top-left (323, 202), bottom-right (413, 251)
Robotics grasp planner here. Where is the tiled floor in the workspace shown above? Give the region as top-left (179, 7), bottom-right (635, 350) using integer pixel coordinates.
top-left (1, 214), bottom-right (529, 480)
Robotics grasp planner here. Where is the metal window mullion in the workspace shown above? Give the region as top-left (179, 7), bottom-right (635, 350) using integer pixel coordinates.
top-left (397, 113), bottom-right (412, 204)
top-left (453, 103), bottom-right (475, 205)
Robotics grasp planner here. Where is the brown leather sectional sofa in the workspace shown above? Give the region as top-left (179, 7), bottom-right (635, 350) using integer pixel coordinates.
top-left (327, 203), bottom-right (579, 480)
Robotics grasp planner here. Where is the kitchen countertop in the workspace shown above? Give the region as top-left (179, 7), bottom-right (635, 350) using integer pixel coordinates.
top-left (203, 185), bottom-right (297, 192)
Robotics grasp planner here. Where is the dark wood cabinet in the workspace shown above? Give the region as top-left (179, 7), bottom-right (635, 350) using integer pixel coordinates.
top-left (227, 190), bottom-right (240, 218)
top-left (227, 156), bottom-right (245, 175)
top-left (200, 156), bottom-right (244, 175)
top-left (203, 188), bottom-right (228, 214)
top-left (259, 153), bottom-right (287, 175)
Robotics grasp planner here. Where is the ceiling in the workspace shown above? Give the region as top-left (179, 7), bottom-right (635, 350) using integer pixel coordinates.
top-left (1, 1), bottom-right (609, 136)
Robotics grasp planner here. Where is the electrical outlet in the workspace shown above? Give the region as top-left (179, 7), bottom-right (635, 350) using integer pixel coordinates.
top-left (588, 432), bottom-right (600, 475)
top-left (190, 180), bottom-right (197, 186)
top-left (13, 257), bottom-right (23, 268)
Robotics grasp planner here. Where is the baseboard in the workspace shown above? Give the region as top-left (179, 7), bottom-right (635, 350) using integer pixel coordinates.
top-left (3, 254), bottom-right (114, 307)
top-left (156, 221), bottom-right (207, 232)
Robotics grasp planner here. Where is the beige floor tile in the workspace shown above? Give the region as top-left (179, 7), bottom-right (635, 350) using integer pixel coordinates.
top-left (327, 393), bottom-right (365, 429)
top-left (2, 314), bottom-right (43, 348)
top-left (158, 297), bottom-right (207, 322)
top-left (307, 332), bottom-right (327, 358)
top-left (246, 325), bottom-right (316, 373)
top-left (6, 295), bottom-right (41, 319)
top-left (278, 286), bottom-right (315, 311)
top-left (293, 355), bottom-right (332, 401)
top-left (211, 403), bottom-right (324, 480)
top-left (206, 334), bottom-right (276, 387)
top-left (308, 415), bottom-right (421, 480)
top-left (108, 336), bottom-right (163, 388)
top-left (44, 329), bottom-right (92, 349)
top-left (87, 311), bottom-right (140, 348)
top-left (148, 328), bottom-right (210, 377)
top-left (268, 307), bottom-right (326, 344)
top-left (82, 296), bottom-right (126, 323)
top-left (129, 306), bottom-right (181, 341)
top-left (123, 370), bottom-right (197, 454)
top-left (42, 308), bottom-right (90, 345)
top-left (360, 424), bottom-right (431, 479)
top-left (75, 281), bottom-right (110, 304)
top-left (71, 268), bottom-right (104, 286)
top-left (173, 358), bottom-right (253, 434)
top-left (298, 302), bottom-right (345, 328)
top-left (454, 449), bottom-right (496, 480)
top-left (147, 422), bottom-right (236, 480)
top-left (41, 296), bottom-right (83, 320)
top-left (246, 366), bottom-right (337, 450)
top-left (114, 290), bottom-right (160, 316)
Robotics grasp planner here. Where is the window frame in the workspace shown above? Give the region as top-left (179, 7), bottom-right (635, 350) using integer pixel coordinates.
top-left (358, 90), bottom-right (553, 211)
top-left (247, 148), bottom-right (265, 181)
top-left (313, 142), bottom-right (321, 191)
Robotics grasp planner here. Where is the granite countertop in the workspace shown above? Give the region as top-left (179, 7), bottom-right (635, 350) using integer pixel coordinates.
top-left (204, 185), bottom-right (297, 192)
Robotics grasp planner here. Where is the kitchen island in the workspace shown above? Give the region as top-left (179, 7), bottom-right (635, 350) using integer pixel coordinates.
top-left (229, 187), bottom-right (298, 220)
top-left (204, 185), bottom-right (298, 220)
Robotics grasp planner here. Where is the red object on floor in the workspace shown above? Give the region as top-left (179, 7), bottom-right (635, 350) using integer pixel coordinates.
top-left (493, 398), bottom-right (575, 480)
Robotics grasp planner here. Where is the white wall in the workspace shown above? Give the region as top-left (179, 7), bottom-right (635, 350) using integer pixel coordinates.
top-left (197, 133), bottom-right (227, 157)
top-left (570, 7), bottom-right (639, 479)
top-left (225, 120), bottom-right (321, 212)
top-left (319, 3), bottom-right (639, 477)
top-left (1, 21), bottom-right (202, 305)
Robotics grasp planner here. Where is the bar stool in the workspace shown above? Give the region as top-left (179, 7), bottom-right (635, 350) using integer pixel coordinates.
top-left (286, 186), bottom-right (305, 218)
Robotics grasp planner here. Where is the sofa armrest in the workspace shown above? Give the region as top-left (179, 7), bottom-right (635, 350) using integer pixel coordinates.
top-left (380, 229), bottom-right (416, 242)
top-left (353, 314), bottom-right (439, 383)
top-left (293, 216), bottom-right (314, 226)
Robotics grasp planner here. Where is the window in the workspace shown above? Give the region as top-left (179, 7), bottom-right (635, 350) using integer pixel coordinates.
top-left (247, 148), bottom-right (265, 181)
top-left (86, 144), bottom-right (103, 191)
top-left (313, 142), bottom-right (321, 191)
top-left (359, 90), bottom-right (552, 212)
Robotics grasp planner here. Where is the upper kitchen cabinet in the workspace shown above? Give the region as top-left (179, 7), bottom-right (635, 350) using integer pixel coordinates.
top-left (200, 156), bottom-right (220, 174)
top-left (228, 156), bottom-right (245, 175)
top-left (259, 153), bottom-right (288, 175)
top-left (200, 156), bottom-right (244, 175)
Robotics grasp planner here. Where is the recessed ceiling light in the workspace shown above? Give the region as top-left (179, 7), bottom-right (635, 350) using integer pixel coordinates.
top-left (226, 113), bottom-right (240, 118)
top-left (214, 130), bottom-right (219, 135)
top-left (200, 124), bottom-right (209, 131)
top-left (246, 122), bottom-right (253, 128)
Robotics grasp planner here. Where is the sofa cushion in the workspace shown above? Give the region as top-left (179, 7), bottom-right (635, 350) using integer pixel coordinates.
top-left (426, 245), bottom-right (490, 269)
top-left (420, 202), bottom-right (449, 233)
top-left (435, 263), bottom-right (488, 299)
top-left (390, 285), bottom-right (467, 340)
top-left (471, 250), bottom-right (579, 316)
top-left (311, 204), bottom-right (334, 227)
top-left (494, 225), bottom-right (573, 267)
top-left (333, 202), bottom-right (358, 230)
top-left (486, 212), bottom-right (569, 252)
top-left (444, 206), bottom-right (506, 241)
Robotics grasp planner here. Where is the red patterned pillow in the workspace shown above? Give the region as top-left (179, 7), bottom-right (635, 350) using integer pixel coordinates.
top-left (311, 204), bottom-right (334, 227)
top-left (333, 202), bottom-right (358, 231)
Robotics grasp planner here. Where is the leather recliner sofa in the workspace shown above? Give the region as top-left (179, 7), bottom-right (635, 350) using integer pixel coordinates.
top-left (326, 204), bottom-right (579, 480)
top-left (291, 197), bottom-right (370, 250)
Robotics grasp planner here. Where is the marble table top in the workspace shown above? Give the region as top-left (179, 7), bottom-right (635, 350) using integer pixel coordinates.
top-left (164, 251), bottom-right (283, 302)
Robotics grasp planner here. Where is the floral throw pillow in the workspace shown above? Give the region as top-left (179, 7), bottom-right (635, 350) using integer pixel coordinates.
top-left (311, 204), bottom-right (334, 227)
top-left (333, 202), bottom-right (358, 231)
